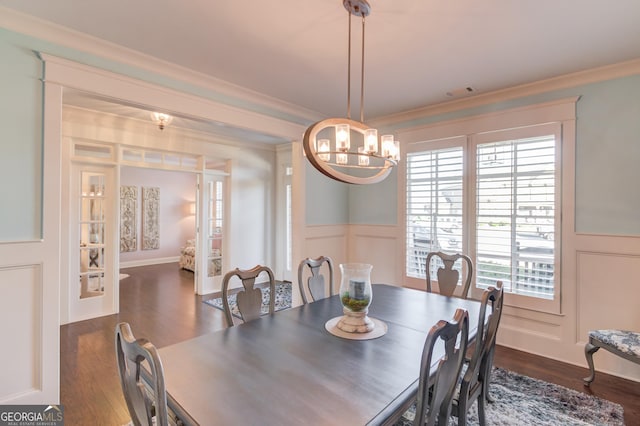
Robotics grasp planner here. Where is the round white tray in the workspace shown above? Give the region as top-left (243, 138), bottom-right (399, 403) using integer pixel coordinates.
top-left (325, 316), bottom-right (388, 340)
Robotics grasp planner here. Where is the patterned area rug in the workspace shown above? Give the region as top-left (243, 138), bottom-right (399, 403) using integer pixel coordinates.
top-left (395, 367), bottom-right (625, 425)
top-left (204, 281), bottom-right (292, 318)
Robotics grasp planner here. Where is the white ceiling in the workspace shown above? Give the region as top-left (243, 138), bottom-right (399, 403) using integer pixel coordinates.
top-left (3, 0), bottom-right (640, 140)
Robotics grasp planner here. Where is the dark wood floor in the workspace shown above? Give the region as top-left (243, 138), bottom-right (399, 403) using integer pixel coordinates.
top-left (60, 263), bottom-right (640, 425)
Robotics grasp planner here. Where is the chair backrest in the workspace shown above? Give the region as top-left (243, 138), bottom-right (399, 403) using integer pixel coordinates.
top-left (455, 282), bottom-right (504, 422)
top-left (297, 256), bottom-right (334, 304)
top-left (414, 308), bottom-right (469, 426)
top-left (115, 322), bottom-right (169, 426)
top-left (453, 281), bottom-right (504, 424)
top-left (425, 251), bottom-right (473, 299)
top-left (221, 265), bottom-right (276, 326)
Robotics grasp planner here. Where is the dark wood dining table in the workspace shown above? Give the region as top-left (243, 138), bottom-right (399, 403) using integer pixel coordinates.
top-left (157, 284), bottom-right (482, 425)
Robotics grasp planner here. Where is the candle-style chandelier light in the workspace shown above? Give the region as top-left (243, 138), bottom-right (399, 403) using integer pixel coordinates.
top-left (302, 0), bottom-right (400, 185)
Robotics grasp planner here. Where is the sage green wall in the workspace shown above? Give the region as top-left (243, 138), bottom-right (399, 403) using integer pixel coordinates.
top-left (347, 169), bottom-right (398, 225)
top-left (0, 29), bottom-right (43, 241)
top-left (341, 73), bottom-right (640, 235)
top-left (0, 25), bottom-right (312, 241)
top-left (3, 26), bottom-right (640, 235)
top-left (573, 75), bottom-right (640, 234)
top-left (304, 162), bottom-right (349, 225)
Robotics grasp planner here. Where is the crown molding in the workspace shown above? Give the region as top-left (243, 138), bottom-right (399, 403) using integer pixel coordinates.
top-left (41, 53), bottom-right (306, 141)
top-left (0, 6), bottom-right (322, 124)
top-left (62, 105), bottom-right (279, 153)
top-left (371, 58), bottom-right (640, 128)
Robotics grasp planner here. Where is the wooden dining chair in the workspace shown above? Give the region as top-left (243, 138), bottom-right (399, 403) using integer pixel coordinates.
top-left (221, 265), bottom-right (276, 327)
top-left (115, 322), bottom-right (169, 426)
top-left (414, 308), bottom-right (469, 426)
top-left (425, 251), bottom-right (473, 299)
top-left (297, 256), bottom-right (334, 304)
top-left (452, 282), bottom-right (504, 426)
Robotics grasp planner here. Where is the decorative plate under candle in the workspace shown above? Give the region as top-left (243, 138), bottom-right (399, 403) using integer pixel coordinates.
top-left (325, 316), bottom-right (388, 340)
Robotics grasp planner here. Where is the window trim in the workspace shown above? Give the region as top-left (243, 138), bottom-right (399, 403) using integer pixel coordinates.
top-left (398, 97), bottom-right (578, 315)
top-left (468, 123), bottom-right (562, 313)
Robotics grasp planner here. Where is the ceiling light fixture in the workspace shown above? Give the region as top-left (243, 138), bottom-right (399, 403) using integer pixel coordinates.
top-left (302, 0), bottom-right (400, 185)
top-left (150, 112), bottom-right (173, 131)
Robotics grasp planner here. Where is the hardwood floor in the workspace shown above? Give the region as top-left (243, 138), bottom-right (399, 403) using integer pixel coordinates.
top-left (60, 263), bottom-right (227, 426)
top-left (60, 263), bottom-right (639, 425)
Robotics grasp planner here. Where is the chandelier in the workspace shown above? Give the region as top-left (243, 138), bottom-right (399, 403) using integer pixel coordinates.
top-left (303, 0), bottom-right (400, 185)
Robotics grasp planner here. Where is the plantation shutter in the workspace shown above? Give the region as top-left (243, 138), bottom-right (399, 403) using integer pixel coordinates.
top-left (475, 135), bottom-right (556, 298)
top-left (406, 146), bottom-right (464, 278)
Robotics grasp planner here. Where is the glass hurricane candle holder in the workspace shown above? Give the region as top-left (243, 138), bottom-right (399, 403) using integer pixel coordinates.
top-left (337, 263), bottom-right (375, 333)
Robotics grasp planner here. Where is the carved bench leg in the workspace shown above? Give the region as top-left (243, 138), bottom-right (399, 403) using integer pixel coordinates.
top-left (583, 342), bottom-right (600, 386)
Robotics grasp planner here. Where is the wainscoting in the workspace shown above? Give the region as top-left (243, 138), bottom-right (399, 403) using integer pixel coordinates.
top-left (0, 264), bottom-right (43, 402)
top-left (301, 223), bottom-right (640, 383)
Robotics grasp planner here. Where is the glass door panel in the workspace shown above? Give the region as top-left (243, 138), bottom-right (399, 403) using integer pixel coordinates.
top-left (79, 172), bottom-right (107, 299)
top-left (197, 174), bottom-right (225, 294)
top-left (207, 180), bottom-right (223, 278)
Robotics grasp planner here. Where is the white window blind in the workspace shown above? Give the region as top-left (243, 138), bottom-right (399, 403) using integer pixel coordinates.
top-left (406, 147), bottom-right (464, 278)
top-left (475, 135), bottom-right (556, 298)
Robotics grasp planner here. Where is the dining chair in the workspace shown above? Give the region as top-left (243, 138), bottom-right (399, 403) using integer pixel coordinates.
top-left (297, 255), bottom-right (334, 304)
top-left (425, 251), bottom-right (473, 299)
top-left (452, 282), bottom-right (504, 426)
top-left (414, 308), bottom-right (470, 426)
top-left (221, 264), bottom-right (276, 327)
top-left (115, 322), bottom-right (169, 426)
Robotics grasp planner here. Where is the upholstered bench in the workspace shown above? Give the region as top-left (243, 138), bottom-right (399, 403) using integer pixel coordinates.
top-left (584, 329), bottom-right (640, 386)
top-left (179, 239), bottom-right (196, 272)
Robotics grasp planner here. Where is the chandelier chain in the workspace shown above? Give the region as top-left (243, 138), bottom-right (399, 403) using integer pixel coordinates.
top-left (347, 10), bottom-right (352, 120)
top-left (360, 15), bottom-right (365, 123)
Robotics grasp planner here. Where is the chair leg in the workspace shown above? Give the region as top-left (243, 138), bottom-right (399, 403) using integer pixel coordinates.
top-left (485, 388), bottom-right (495, 403)
top-left (583, 342), bottom-right (600, 386)
top-left (483, 350), bottom-right (496, 403)
top-left (477, 392), bottom-right (487, 426)
top-left (456, 399), bottom-right (467, 426)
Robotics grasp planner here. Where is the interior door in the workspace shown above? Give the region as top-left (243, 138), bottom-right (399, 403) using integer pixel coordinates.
top-left (196, 173), bottom-right (225, 294)
top-left (69, 163), bottom-right (117, 321)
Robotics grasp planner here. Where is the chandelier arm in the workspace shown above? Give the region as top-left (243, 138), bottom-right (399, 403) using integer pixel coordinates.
top-left (360, 14), bottom-right (365, 123)
top-left (303, 118), bottom-right (393, 185)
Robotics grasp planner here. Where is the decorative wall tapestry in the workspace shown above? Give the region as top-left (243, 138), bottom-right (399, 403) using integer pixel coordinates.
top-left (142, 187), bottom-right (160, 250)
top-left (119, 186), bottom-right (137, 252)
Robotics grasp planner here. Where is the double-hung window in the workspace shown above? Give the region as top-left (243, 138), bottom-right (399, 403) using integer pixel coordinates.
top-left (471, 124), bottom-right (561, 307)
top-left (407, 138), bottom-right (466, 279)
top-left (405, 113), bottom-right (566, 313)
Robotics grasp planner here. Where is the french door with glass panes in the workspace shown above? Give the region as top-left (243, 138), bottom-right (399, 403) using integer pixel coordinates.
top-left (69, 164), bottom-right (117, 321)
top-left (196, 173), bottom-right (225, 294)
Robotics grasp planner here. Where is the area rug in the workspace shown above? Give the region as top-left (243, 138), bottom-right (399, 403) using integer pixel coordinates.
top-left (203, 281), bottom-right (292, 318)
top-left (395, 367), bottom-right (625, 426)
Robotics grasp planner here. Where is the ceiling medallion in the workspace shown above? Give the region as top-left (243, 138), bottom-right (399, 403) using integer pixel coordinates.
top-left (302, 0), bottom-right (400, 185)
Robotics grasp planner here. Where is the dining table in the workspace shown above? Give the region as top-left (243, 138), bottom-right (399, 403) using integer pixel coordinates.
top-left (155, 284), bottom-right (483, 425)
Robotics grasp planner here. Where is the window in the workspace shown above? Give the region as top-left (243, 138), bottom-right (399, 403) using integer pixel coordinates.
top-left (406, 144), bottom-right (464, 279)
top-left (473, 132), bottom-right (557, 299)
top-left (405, 116), bottom-right (565, 312)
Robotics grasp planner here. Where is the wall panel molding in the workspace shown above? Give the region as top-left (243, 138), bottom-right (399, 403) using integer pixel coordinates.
top-left (343, 222), bottom-right (640, 382)
top-left (0, 263), bottom-right (43, 402)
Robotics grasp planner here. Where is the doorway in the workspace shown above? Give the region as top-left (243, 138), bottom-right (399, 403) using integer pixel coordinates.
top-left (62, 138), bottom-right (229, 323)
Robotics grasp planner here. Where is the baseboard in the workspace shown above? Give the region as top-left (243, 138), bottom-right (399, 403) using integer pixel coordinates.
top-left (120, 256), bottom-right (180, 269)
